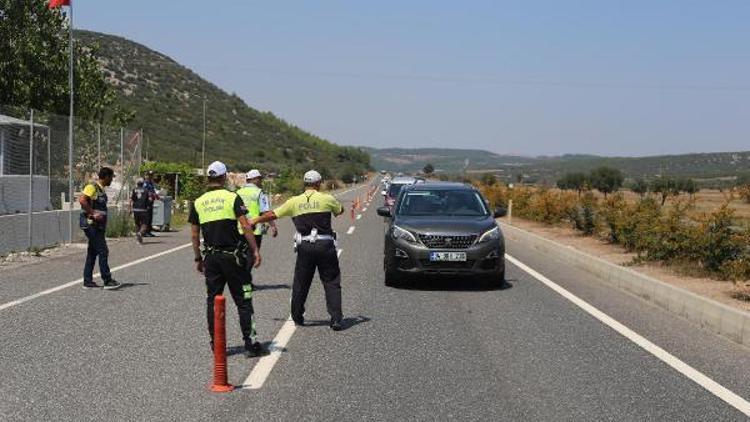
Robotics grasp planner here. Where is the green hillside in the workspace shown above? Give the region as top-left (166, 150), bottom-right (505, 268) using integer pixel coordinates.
top-left (76, 30), bottom-right (370, 177)
top-left (370, 147), bottom-right (750, 185)
top-left (366, 147), bottom-right (534, 173)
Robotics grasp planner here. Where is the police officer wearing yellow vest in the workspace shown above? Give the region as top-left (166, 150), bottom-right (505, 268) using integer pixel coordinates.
top-left (189, 161), bottom-right (263, 356)
top-left (251, 170), bottom-right (345, 331)
top-left (236, 169), bottom-right (278, 255)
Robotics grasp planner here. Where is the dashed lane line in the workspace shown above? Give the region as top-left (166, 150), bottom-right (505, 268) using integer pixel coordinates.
top-left (243, 248), bottom-right (345, 389)
top-left (347, 226), bottom-right (356, 235)
top-left (0, 243), bottom-right (193, 312)
top-left (242, 318), bottom-right (297, 389)
top-left (506, 254), bottom-right (750, 417)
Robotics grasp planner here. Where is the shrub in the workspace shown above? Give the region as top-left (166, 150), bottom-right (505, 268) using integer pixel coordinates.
top-left (106, 209), bottom-right (132, 238)
top-left (566, 192), bottom-right (598, 235)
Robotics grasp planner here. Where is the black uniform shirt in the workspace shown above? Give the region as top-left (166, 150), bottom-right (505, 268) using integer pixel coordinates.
top-left (188, 187), bottom-right (248, 247)
top-left (131, 187), bottom-right (149, 212)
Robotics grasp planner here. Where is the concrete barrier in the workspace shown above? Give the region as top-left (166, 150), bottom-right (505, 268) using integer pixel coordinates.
top-left (0, 210), bottom-right (83, 255)
top-left (501, 222), bottom-right (750, 348)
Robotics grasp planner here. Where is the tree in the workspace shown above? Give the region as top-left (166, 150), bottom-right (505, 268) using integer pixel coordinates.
top-left (650, 177), bottom-right (681, 205)
top-left (679, 178), bottom-right (699, 198)
top-left (630, 178), bottom-right (649, 197)
top-left (423, 163), bottom-right (435, 175)
top-left (589, 167), bottom-right (623, 198)
top-left (0, 1), bottom-right (125, 121)
top-left (557, 172), bottom-right (588, 197)
top-left (481, 173), bottom-right (497, 186)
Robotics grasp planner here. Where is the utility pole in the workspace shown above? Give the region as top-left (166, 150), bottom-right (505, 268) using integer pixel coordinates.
top-left (202, 97), bottom-right (206, 172)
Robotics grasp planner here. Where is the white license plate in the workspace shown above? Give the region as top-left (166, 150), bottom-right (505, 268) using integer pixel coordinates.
top-left (429, 252), bottom-right (467, 262)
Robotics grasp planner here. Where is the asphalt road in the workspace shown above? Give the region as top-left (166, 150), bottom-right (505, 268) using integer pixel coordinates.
top-left (1, 182), bottom-right (749, 421)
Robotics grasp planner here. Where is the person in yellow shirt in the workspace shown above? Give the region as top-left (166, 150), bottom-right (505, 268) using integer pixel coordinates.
top-left (79, 167), bottom-right (120, 290)
top-left (251, 170), bottom-right (345, 331)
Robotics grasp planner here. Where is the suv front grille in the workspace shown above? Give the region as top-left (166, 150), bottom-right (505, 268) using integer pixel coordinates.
top-left (418, 234), bottom-right (477, 249)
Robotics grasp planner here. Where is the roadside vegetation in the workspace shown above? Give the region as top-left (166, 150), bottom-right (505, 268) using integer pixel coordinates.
top-left (469, 166), bottom-right (750, 298)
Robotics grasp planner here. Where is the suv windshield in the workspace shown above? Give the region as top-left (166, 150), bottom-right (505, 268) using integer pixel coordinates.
top-left (397, 189), bottom-right (489, 217)
top-left (387, 184), bottom-right (405, 198)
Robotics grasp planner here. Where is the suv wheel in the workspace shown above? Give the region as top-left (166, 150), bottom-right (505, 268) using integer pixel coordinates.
top-left (485, 267), bottom-right (506, 289)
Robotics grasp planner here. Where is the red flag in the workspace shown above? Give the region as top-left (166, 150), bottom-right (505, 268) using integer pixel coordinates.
top-left (48, 0), bottom-right (70, 9)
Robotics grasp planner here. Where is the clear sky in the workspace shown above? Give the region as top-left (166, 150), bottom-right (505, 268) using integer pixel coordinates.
top-left (76, 1), bottom-right (750, 157)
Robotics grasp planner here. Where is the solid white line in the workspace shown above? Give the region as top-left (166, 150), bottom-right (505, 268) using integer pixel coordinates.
top-left (347, 226), bottom-right (356, 235)
top-left (244, 246), bottom-right (347, 388)
top-left (356, 214), bottom-right (362, 220)
top-left (242, 318), bottom-right (297, 389)
top-left (505, 254), bottom-right (750, 417)
top-left (0, 243), bottom-right (193, 312)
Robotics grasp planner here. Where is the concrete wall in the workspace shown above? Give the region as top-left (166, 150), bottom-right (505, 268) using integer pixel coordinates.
top-left (0, 210), bottom-right (83, 255)
top-left (0, 175), bottom-right (52, 214)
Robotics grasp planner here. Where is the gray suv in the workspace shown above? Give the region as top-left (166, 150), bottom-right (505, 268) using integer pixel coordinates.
top-left (377, 183), bottom-right (507, 288)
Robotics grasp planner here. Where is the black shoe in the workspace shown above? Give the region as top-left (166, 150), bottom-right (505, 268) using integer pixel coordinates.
top-left (330, 321), bottom-right (343, 331)
top-left (244, 341), bottom-right (264, 358)
top-left (102, 279), bottom-right (122, 290)
top-left (136, 232), bottom-right (143, 244)
top-left (82, 281), bottom-right (100, 290)
top-left (292, 317), bottom-right (305, 327)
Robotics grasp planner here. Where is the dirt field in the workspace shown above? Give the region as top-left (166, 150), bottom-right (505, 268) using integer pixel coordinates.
top-left (617, 189), bottom-right (750, 221)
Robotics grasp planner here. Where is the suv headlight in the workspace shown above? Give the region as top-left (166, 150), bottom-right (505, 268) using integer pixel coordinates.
top-left (478, 226), bottom-right (500, 244)
top-left (392, 225), bottom-right (417, 243)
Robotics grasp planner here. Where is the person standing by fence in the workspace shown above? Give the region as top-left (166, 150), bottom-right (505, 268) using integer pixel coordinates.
top-left (143, 170), bottom-right (159, 237)
top-left (130, 179), bottom-right (149, 244)
top-left (79, 167), bottom-right (121, 290)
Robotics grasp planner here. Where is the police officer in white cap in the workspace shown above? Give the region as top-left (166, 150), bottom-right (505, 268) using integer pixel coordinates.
top-left (237, 169), bottom-right (278, 253)
top-left (189, 161), bottom-right (264, 356)
top-left (251, 169), bottom-right (345, 330)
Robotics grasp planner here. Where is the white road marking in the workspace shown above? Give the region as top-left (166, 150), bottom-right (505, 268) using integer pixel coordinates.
top-left (242, 318), bottom-right (297, 389)
top-left (347, 226), bottom-right (356, 235)
top-left (356, 214), bottom-right (362, 220)
top-left (244, 248), bottom-right (345, 388)
top-left (0, 243), bottom-right (193, 312)
top-left (506, 254), bottom-right (750, 417)
top-left (362, 207), bottom-right (367, 212)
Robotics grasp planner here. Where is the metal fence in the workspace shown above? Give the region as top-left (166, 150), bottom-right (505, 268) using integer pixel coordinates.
top-left (0, 104), bottom-right (143, 254)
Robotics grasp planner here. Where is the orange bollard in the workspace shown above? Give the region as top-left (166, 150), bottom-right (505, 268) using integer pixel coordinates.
top-left (210, 295), bottom-right (234, 393)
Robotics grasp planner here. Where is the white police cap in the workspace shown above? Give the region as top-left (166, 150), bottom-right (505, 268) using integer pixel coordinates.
top-left (246, 169), bottom-right (262, 179)
top-left (207, 161), bottom-right (227, 177)
top-left (303, 170), bottom-right (322, 183)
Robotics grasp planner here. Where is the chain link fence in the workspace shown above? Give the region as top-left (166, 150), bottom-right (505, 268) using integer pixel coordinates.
top-left (0, 104), bottom-right (143, 255)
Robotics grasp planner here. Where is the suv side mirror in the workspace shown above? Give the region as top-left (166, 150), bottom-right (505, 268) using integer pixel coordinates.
top-left (493, 206), bottom-right (507, 218)
top-left (377, 206), bottom-right (392, 217)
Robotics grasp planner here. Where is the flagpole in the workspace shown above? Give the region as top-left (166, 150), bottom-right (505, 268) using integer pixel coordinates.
top-left (67, 1), bottom-right (74, 244)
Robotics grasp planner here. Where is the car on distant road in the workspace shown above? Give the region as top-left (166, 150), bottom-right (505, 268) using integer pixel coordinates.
top-left (382, 176), bottom-right (417, 208)
top-left (377, 182), bottom-right (507, 287)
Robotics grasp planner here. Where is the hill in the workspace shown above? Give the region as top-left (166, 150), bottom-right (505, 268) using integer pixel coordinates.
top-left (76, 30), bottom-right (370, 177)
top-left (370, 147), bottom-right (750, 185)
top-left (366, 147), bottom-right (534, 173)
